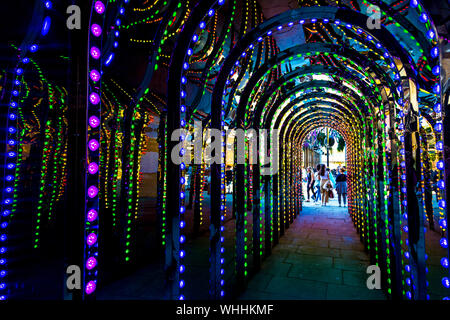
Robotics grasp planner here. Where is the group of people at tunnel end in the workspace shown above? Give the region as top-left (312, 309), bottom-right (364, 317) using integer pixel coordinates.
top-left (305, 164), bottom-right (347, 207)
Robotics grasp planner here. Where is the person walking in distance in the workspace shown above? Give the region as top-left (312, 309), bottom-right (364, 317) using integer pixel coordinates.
top-left (319, 164), bottom-right (331, 206)
top-left (306, 167), bottom-right (315, 202)
top-left (335, 167), bottom-right (347, 207)
top-left (314, 165), bottom-right (321, 204)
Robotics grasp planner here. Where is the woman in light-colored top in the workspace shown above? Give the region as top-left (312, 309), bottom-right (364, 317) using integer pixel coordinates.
top-left (319, 164), bottom-right (331, 206)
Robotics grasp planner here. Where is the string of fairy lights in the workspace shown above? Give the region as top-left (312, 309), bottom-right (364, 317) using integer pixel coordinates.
top-left (0, 0), bottom-right (54, 300)
top-left (84, 0), bottom-right (130, 297)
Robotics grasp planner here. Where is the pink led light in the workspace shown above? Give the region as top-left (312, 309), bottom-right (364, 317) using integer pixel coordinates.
top-left (88, 162), bottom-right (99, 174)
top-left (87, 186), bottom-right (99, 198)
top-left (90, 46), bottom-right (101, 59)
top-left (87, 233), bottom-right (97, 246)
top-left (88, 139), bottom-right (99, 151)
top-left (91, 24), bottom-right (102, 37)
top-left (86, 257), bottom-right (97, 270)
top-left (90, 70), bottom-right (100, 82)
top-left (85, 281), bottom-right (96, 295)
top-left (89, 92), bottom-right (100, 105)
top-left (94, 1), bottom-right (105, 14)
top-left (88, 116), bottom-right (100, 128)
top-left (87, 209), bottom-right (98, 222)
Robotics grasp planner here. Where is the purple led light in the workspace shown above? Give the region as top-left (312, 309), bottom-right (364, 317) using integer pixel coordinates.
top-left (88, 139), bottom-right (99, 151)
top-left (94, 1), bottom-right (105, 14)
top-left (87, 186), bottom-right (99, 198)
top-left (87, 209), bottom-right (98, 222)
top-left (90, 47), bottom-right (101, 59)
top-left (85, 281), bottom-right (96, 295)
top-left (89, 116), bottom-right (100, 128)
top-left (91, 24), bottom-right (102, 37)
top-left (89, 92), bottom-right (100, 105)
top-left (86, 257), bottom-right (97, 270)
top-left (88, 162), bottom-right (99, 174)
top-left (90, 70), bottom-right (101, 82)
top-left (87, 233), bottom-right (97, 246)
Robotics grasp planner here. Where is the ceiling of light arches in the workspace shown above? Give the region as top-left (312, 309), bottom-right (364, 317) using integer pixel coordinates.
top-left (176, 2), bottom-right (440, 129)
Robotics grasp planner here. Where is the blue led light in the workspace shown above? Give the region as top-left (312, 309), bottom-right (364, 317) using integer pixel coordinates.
top-left (432, 65), bottom-right (440, 76)
top-left (434, 103), bottom-right (442, 113)
top-left (440, 238), bottom-right (448, 248)
top-left (431, 47), bottom-right (439, 58)
top-left (410, 0), bottom-right (418, 8)
top-left (105, 53), bottom-right (114, 66)
top-left (30, 44), bottom-right (38, 52)
top-left (434, 123), bottom-right (443, 132)
top-left (419, 13), bottom-right (428, 23)
top-left (427, 30), bottom-right (435, 40)
top-left (208, 9), bottom-right (215, 16)
top-left (442, 277), bottom-right (450, 288)
top-left (441, 257), bottom-right (449, 268)
top-left (41, 17), bottom-right (51, 36)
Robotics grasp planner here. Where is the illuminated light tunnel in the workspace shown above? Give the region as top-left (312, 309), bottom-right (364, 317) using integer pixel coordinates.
top-left (0, 0), bottom-right (450, 303)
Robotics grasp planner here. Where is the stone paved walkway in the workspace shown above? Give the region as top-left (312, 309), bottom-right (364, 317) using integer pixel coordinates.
top-left (240, 200), bottom-right (387, 300)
